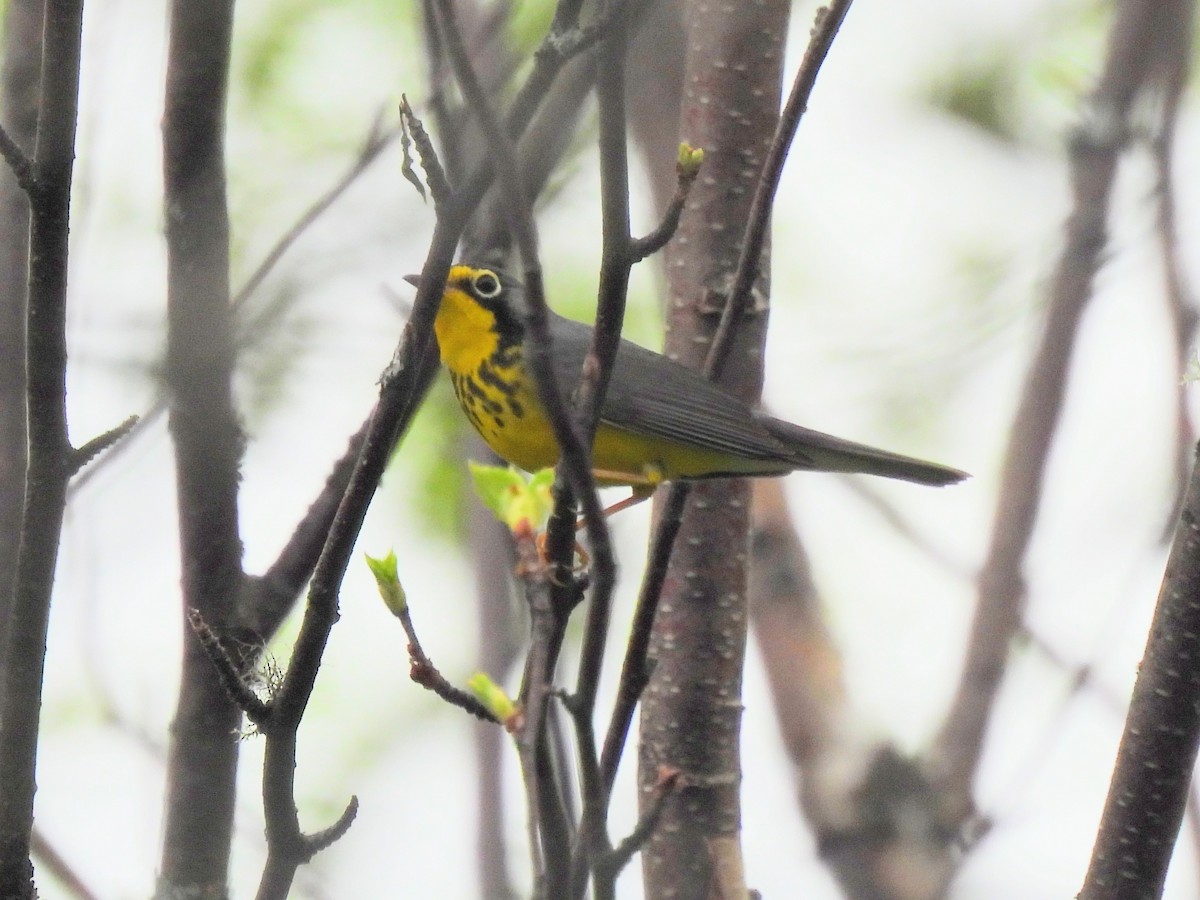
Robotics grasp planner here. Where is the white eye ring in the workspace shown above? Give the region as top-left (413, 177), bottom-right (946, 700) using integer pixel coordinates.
top-left (473, 271), bottom-right (501, 298)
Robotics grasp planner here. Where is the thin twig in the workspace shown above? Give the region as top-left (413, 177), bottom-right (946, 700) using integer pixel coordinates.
top-left (630, 155), bottom-right (701, 262)
top-left (69, 111), bottom-right (398, 498)
top-left (306, 796), bottom-right (360, 854)
top-left (232, 103), bottom-right (447, 647)
top-left (707, 0), bottom-right (853, 380)
top-left (0, 120), bottom-right (35, 195)
top-left (444, 0), bottom-right (628, 225)
top-left (562, 9), bottom-right (641, 895)
top-left (238, 416), bottom-right (373, 642)
top-left (395, 602), bottom-right (499, 723)
top-left (417, 0), bottom-right (460, 185)
top-left (514, 534), bottom-right (559, 891)
top-left (597, 766), bottom-right (680, 879)
top-left (68, 414), bottom-right (139, 475)
top-left (462, 47), bottom-right (598, 259)
top-left (419, 0), bottom-right (522, 192)
top-left (599, 482), bottom-right (688, 793)
top-left (437, 6), bottom-right (657, 893)
top-left (233, 112), bottom-right (397, 313)
top-left (186, 608), bottom-right (270, 724)
top-left (434, 1), bottom-right (616, 891)
top-left (434, 0), bottom-right (602, 520)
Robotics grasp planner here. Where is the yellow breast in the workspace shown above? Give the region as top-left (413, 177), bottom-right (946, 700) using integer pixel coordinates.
top-left (434, 281), bottom-right (501, 375)
top-left (434, 281), bottom-right (557, 472)
top-left (447, 356), bottom-right (561, 472)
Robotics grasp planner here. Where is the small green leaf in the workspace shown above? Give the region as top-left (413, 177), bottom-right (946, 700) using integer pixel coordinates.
top-left (469, 462), bottom-right (527, 525)
top-left (469, 462), bottom-right (555, 533)
top-left (467, 671), bottom-right (516, 723)
top-left (365, 550), bottom-right (407, 616)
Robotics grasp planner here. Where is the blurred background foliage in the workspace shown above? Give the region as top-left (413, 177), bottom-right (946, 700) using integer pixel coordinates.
top-left (924, 1), bottom-right (1110, 147)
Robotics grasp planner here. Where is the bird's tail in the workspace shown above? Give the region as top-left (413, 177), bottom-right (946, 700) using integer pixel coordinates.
top-left (758, 414), bottom-right (968, 487)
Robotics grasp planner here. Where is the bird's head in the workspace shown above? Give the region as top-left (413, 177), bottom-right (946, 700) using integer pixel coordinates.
top-left (405, 264), bottom-right (526, 349)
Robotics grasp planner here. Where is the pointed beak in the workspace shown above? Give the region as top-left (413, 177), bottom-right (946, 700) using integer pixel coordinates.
top-left (403, 273), bottom-right (421, 288)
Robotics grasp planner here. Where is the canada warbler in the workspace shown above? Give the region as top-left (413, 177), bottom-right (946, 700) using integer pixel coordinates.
top-left (406, 265), bottom-right (966, 490)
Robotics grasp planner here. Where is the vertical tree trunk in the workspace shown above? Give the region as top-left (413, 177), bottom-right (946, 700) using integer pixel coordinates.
top-left (637, 2), bottom-right (790, 896)
top-left (0, 0), bottom-right (85, 895)
top-left (156, 2), bottom-right (244, 896)
top-left (472, 493), bottom-right (520, 900)
top-left (0, 0), bottom-right (43, 683)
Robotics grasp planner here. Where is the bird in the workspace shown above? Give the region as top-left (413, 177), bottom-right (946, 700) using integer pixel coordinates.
top-left (405, 264), bottom-right (967, 501)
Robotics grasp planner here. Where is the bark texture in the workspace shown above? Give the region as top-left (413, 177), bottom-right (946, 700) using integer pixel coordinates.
top-left (0, 0), bottom-right (83, 894)
top-left (637, 1), bottom-right (789, 896)
top-left (1080, 446), bottom-right (1200, 897)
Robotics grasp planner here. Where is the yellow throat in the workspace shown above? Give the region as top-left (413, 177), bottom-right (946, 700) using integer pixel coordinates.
top-left (433, 265), bottom-right (503, 374)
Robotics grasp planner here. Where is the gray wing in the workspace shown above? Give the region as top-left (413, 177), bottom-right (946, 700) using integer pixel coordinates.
top-left (540, 313), bottom-right (969, 486)
top-left (542, 314), bottom-right (791, 461)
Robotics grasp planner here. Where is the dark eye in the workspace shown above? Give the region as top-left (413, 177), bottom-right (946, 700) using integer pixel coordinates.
top-left (473, 271), bottom-right (501, 299)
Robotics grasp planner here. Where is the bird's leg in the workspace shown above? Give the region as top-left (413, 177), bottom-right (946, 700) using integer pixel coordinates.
top-left (588, 483), bottom-right (657, 527)
top-left (583, 466), bottom-right (663, 528)
top-left (553, 486), bottom-right (654, 568)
